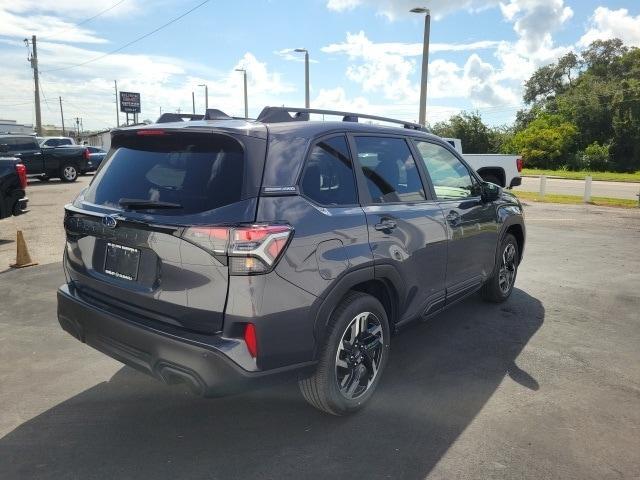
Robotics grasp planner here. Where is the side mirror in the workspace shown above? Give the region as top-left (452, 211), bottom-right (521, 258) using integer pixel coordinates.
top-left (481, 181), bottom-right (500, 202)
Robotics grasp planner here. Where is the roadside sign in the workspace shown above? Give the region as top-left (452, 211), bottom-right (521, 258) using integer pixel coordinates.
top-left (119, 92), bottom-right (141, 114)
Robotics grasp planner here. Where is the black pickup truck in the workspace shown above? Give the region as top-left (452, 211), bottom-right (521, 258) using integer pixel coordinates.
top-left (0, 156), bottom-right (28, 219)
top-left (0, 134), bottom-right (90, 183)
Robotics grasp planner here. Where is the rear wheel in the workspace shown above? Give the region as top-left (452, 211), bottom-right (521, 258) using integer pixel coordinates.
top-left (481, 233), bottom-right (519, 302)
top-left (298, 292), bottom-right (390, 415)
top-left (59, 164), bottom-right (78, 182)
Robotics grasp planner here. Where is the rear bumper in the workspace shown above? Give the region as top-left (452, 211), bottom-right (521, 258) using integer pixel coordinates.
top-left (509, 177), bottom-right (522, 188)
top-left (57, 284), bottom-right (314, 397)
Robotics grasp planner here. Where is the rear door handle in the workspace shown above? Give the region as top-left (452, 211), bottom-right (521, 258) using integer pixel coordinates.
top-left (374, 220), bottom-right (397, 232)
top-left (446, 211), bottom-right (461, 226)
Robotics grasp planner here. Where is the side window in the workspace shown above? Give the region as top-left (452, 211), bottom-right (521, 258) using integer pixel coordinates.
top-left (355, 136), bottom-right (425, 204)
top-left (415, 141), bottom-right (479, 200)
top-left (300, 135), bottom-right (357, 206)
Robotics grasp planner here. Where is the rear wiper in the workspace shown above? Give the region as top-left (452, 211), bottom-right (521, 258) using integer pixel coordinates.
top-left (119, 198), bottom-right (182, 209)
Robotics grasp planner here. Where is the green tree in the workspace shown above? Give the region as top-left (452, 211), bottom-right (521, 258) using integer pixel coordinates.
top-left (505, 114), bottom-right (578, 169)
top-left (611, 79), bottom-right (640, 171)
top-left (431, 111), bottom-right (491, 153)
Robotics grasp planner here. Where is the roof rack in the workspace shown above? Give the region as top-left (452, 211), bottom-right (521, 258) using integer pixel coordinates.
top-left (256, 106), bottom-right (428, 131)
top-left (156, 109), bottom-right (243, 124)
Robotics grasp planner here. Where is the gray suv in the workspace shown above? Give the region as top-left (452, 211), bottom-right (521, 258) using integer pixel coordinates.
top-left (57, 107), bottom-right (525, 415)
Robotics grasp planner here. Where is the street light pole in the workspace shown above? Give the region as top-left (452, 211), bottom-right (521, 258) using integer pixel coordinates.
top-left (235, 69), bottom-right (248, 118)
top-left (198, 84), bottom-right (208, 111)
top-left (411, 7), bottom-right (431, 126)
top-left (294, 48), bottom-right (310, 108)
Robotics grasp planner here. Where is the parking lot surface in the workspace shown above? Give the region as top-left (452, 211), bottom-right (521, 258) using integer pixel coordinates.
top-left (0, 183), bottom-right (639, 479)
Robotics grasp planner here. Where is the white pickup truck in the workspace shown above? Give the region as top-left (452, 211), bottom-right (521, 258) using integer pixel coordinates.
top-left (443, 138), bottom-right (522, 188)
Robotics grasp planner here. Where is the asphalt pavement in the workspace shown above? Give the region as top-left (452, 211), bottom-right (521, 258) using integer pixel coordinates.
top-left (0, 201), bottom-right (639, 479)
top-left (517, 176), bottom-right (640, 200)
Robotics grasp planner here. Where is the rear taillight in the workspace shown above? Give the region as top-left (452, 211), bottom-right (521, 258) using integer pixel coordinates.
top-left (183, 224), bottom-right (293, 275)
top-left (244, 323), bottom-right (258, 358)
top-left (15, 163), bottom-right (27, 189)
top-left (516, 156), bottom-right (523, 172)
top-left (83, 148), bottom-right (90, 161)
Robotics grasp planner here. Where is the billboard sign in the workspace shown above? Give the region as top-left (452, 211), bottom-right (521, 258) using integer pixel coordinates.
top-left (119, 91), bottom-right (141, 114)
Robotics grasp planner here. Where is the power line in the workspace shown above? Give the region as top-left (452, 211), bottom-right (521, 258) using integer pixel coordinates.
top-left (41, 0), bottom-right (211, 74)
top-left (39, 0), bottom-right (128, 41)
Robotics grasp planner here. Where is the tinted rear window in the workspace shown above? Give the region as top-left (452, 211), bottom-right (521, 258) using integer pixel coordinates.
top-left (84, 133), bottom-right (245, 214)
top-left (0, 136), bottom-right (39, 151)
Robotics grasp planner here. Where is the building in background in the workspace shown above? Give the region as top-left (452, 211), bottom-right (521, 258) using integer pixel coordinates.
top-left (0, 120), bottom-right (34, 134)
top-left (81, 129), bottom-right (112, 150)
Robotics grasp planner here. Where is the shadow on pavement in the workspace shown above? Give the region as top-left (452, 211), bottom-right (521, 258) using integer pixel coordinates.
top-left (0, 288), bottom-right (543, 480)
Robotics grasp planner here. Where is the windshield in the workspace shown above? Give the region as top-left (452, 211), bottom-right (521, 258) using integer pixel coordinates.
top-left (83, 133), bottom-right (245, 215)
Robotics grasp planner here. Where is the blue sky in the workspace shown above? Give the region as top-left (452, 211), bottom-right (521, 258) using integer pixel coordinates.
top-left (0, 0), bottom-right (639, 130)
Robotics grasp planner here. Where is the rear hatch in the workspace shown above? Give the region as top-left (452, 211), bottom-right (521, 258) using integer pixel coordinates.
top-left (64, 127), bottom-right (266, 334)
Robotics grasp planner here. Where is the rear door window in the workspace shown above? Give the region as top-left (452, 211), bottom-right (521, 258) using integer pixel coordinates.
top-left (354, 136), bottom-right (426, 204)
top-left (1, 137), bottom-right (40, 152)
top-left (300, 135), bottom-right (357, 206)
top-left (84, 133), bottom-right (246, 214)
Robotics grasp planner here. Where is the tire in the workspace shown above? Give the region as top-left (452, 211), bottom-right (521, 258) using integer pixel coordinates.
top-left (298, 291), bottom-right (390, 415)
top-left (482, 173), bottom-right (502, 186)
top-left (481, 233), bottom-right (519, 303)
top-left (59, 163), bottom-right (78, 183)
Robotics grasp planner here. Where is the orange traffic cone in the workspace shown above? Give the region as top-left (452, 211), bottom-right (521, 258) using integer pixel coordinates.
top-left (10, 230), bottom-right (38, 269)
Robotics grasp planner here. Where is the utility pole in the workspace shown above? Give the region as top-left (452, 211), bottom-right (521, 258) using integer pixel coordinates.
top-left (80, 118), bottom-right (83, 134)
top-left (25, 35), bottom-right (42, 135)
top-left (75, 117), bottom-right (80, 137)
top-left (235, 69), bottom-right (248, 118)
top-left (192, 91), bottom-right (195, 114)
top-left (114, 80), bottom-right (120, 127)
top-left (59, 97), bottom-right (65, 136)
top-left (294, 49), bottom-right (310, 108)
top-left (411, 7), bottom-right (431, 126)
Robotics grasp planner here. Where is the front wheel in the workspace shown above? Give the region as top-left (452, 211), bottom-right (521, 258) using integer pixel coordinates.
top-left (481, 233), bottom-right (519, 302)
top-left (59, 164), bottom-right (78, 182)
top-left (299, 292), bottom-right (390, 415)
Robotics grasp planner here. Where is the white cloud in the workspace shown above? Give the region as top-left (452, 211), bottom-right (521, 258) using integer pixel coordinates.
top-left (579, 7), bottom-right (640, 48)
top-left (326, 0), bottom-right (500, 20)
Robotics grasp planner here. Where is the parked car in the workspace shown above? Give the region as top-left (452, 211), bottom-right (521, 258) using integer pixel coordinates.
top-left (39, 136), bottom-right (77, 148)
top-left (0, 152), bottom-right (28, 219)
top-left (0, 134), bottom-right (90, 182)
top-left (443, 138), bottom-right (522, 188)
top-left (57, 107), bottom-right (525, 415)
top-left (84, 146), bottom-right (107, 172)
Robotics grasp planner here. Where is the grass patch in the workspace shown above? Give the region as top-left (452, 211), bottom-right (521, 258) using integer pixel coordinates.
top-left (514, 190), bottom-right (638, 208)
top-left (521, 168), bottom-right (640, 183)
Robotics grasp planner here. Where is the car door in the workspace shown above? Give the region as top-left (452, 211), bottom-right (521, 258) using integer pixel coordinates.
top-left (412, 139), bottom-right (498, 303)
top-left (351, 135), bottom-right (448, 323)
top-left (7, 137), bottom-right (43, 174)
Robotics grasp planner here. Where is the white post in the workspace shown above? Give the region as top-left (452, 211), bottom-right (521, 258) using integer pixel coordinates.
top-left (539, 175), bottom-right (547, 199)
top-left (583, 176), bottom-right (592, 203)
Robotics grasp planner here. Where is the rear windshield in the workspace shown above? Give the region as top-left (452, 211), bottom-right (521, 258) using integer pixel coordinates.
top-left (0, 136), bottom-right (40, 151)
top-left (83, 133), bottom-right (245, 214)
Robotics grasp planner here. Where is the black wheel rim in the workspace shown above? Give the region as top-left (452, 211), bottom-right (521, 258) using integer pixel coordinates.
top-left (335, 312), bottom-right (384, 400)
top-left (498, 243), bottom-right (517, 294)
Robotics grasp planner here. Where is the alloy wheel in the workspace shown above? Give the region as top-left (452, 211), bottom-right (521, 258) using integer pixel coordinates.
top-left (498, 243), bottom-right (517, 294)
top-left (335, 311), bottom-right (384, 400)
top-left (63, 166), bottom-right (77, 181)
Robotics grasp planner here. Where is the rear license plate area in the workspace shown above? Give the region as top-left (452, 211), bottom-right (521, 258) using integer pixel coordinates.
top-left (104, 243), bottom-right (140, 281)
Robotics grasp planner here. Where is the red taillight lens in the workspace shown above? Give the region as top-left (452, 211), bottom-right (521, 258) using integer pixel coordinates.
top-left (83, 148), bottom-right (90, 160)
top-left (136, 129), bottom-right (166, 136)
top-left (15, 163), bottom-right (27, 189)
top-left (182, 226), bottom-right (229, 254)
top-left (182, 224), bottom-right (293, 275)
top-left (516, 157), bottom-right (523, 172)
top-left (244, 323), bottom-right (258, 358)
